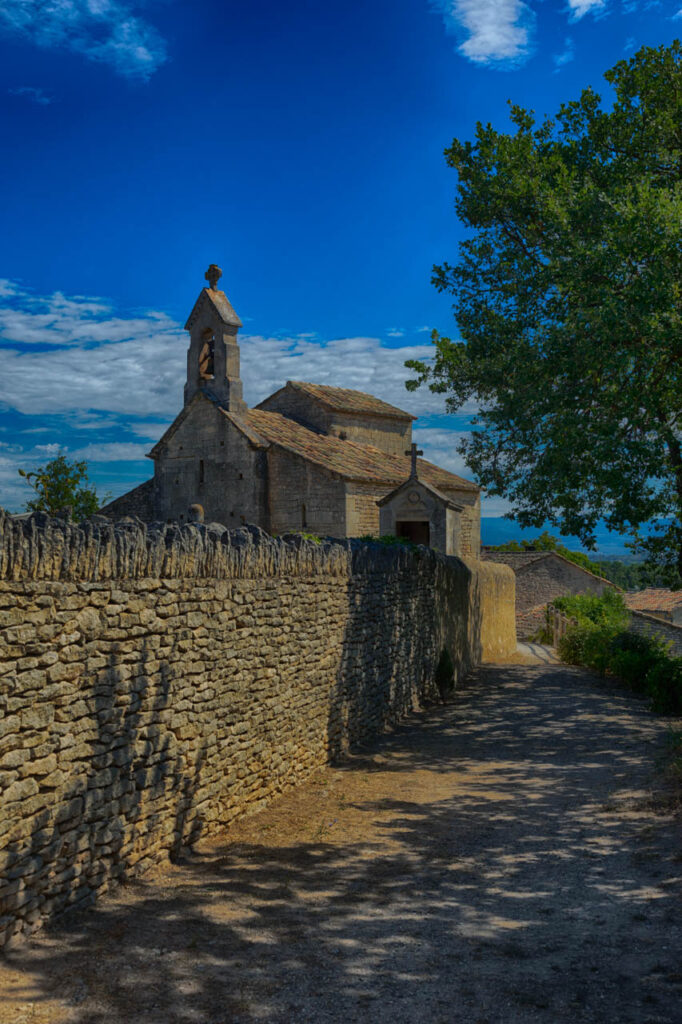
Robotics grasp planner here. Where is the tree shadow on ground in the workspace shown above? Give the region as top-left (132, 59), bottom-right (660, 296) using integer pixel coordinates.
top-left (1, 665), bottom-right (681, 1024)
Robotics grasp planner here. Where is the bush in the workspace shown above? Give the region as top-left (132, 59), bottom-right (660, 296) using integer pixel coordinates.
top-left (607, 632), bottom-right (669, 695)
top-left (558, 622), bottom-right (620, 675)
top-left (645, 657), bottom-right (682, 715)
top-left (357, 534), bottom-right (416, 548)
top-left (556, 594), bottom-right (681, 714)
top-left (553, 588), bottom-right (629, 629)
top-left (435, 647), bottom-right (455, 699)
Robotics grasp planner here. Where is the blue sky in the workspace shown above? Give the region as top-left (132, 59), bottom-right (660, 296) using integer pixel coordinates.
top-left (0, 0), bottom-right (680, 547)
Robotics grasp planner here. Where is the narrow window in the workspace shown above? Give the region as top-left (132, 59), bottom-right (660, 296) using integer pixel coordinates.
top-left (199, 459), bottom-right (205, 485)
top-left (302, 503), bottom-right (307, 528)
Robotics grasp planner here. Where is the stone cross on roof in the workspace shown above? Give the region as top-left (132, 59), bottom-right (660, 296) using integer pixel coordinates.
top-left (205, 264), bottom-right (222, 291)
top-left (405, 442), bottom-right (423, 479)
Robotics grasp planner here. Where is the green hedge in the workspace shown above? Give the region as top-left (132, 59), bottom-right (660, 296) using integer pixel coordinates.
top-left (555, 593), bottom-right (682, 714)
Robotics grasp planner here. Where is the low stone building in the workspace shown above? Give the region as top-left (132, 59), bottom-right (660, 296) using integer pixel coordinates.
top-left (103, 265), bottom-right (481, 555)
top-left (481, 549), bottom-right (617, 639)
top-left (377, 448), bottom-right (469, 556)
top-left (624, 588), bottom-right (682, 626)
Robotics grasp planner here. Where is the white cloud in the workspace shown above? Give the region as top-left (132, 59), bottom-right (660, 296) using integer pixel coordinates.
top-left (8, 85), bottom-right (54, 105)
top-left (0, 278), bottom-right (491, 510)
top-left (0, 0), bottom-right (167, 80)
top-left (566, 0), bottom-right (607, 18)
top-left (0, 284), bottom-right (177, 347)
top-left (386, 327), bottom-right (405, 338)
top-left (68, 442), bottom-right (150, 462)
top-left (553, 37), bottom-right (574, 70)
top-left (0, 280), bottom-right (22, 299)
top-left (0, 279), bottom-right (453, 423)
top-left (412, 427), bottom-right (472, 477)
top-left (127, 420), bottom-right (172, 440)
top-left (432, 0), bottom-right (535, 66)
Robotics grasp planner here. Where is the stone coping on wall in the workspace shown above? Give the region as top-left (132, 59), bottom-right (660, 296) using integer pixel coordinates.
top-left (0, 509), bottom-right (471, 583)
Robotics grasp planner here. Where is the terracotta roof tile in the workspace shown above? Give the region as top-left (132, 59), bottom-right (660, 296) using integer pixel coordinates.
top-left (624, 589), bottom-right (682, 613)
top-left (286, 381), bottom-right (416, 420)
top-left (240, 409), bottom-right (479, 491)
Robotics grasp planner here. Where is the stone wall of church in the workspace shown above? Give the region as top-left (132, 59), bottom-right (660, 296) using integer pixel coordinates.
top-left (257, 386), bottom-right (412, 457)
top-left (0, 511), bottom-right (514, 948)
top-left (441, 490), bottom-right (480, 559)
top-left (267, 450), bottom-right (347, 537)
top-left (155, 401), bottom-right (269, 530)
top-left (327, 413), bottom-right (412, 458)
top-left (257, 387), bottom-right (330, 435)
top-left (345, 481), bottom-right (384, 536)
top-left (100, 479), bottom-right (156, 521)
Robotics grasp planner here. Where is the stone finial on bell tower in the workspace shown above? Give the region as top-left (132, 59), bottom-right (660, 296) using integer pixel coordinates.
top-left (183, 264), bottom-right (247, 415)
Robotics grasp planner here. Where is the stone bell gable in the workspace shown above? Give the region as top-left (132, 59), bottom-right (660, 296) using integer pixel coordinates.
top-left (101, 264), bottom-right (482, 553)
top-left (183, 263), bottom-right (246, 414)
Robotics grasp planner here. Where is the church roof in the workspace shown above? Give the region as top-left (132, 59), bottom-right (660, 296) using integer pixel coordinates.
top-left (281, 381), bottom-right (416, 420)
top-left (238, 409), bottom-right (479, 491)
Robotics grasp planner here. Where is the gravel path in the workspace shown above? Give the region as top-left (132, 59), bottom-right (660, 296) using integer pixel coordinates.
top-left (1, 663), bottom-right (680, 1024)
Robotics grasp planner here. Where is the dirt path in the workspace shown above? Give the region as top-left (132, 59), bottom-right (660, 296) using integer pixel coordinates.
top-left (1, 663), bottom-right (680, 1024)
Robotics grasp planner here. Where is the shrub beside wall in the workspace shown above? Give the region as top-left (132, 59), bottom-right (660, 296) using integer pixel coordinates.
top-left (553, 591), bottom-right (682, 714)
top-left (0, 511), bottom-right (515, 947)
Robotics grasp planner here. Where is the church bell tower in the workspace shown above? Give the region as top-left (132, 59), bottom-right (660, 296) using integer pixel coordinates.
top-left (183, 263), bottom-right (247, 416)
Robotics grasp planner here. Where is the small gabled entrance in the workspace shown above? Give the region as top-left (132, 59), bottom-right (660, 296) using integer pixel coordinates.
top-left (396, 520), bottom-right (430, 546)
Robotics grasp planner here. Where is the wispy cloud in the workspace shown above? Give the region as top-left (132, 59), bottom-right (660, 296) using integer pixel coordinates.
top-left (0, 279), bottom-right (453, 423)
top-left (0, 0), bottom-right (167, 80)
top-left (553, 36), bottom-right (575, 70)
top-left (431, 0), bottom-right (535, 66)
top-left (0, 279), bottom-right (496, 512)
top-left (566, 0), bottom-right (608, 18)
top-left (0, 282), bottom-right (177, 347)
top-left (68, 442), bottom-right (151, 462)
top-left (8, 85), bottom-right (54, 105)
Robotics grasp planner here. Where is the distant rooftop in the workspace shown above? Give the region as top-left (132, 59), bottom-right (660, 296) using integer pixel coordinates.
top-left (624, 588), bottom-right (682, 613)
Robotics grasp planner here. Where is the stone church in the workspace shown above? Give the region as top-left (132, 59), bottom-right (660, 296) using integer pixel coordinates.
top-left (103, 265), bottom-right (481, 557)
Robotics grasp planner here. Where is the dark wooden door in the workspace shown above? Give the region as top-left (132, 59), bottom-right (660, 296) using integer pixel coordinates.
top-left (396, 520), bottom-right (430, 546)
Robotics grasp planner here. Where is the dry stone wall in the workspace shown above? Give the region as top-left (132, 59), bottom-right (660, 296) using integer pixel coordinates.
top-left (628, 609), bottom-right (682, 656)
top-left (0, 510), bottom-right (513, 947)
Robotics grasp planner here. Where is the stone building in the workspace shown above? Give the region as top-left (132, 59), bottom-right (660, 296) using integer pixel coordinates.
top-left (480, 549), bottom-right (617, 638)
top-left (103, 266), bottom-right (481, 555)
top-left (624, 589), bottom-right (682, 626)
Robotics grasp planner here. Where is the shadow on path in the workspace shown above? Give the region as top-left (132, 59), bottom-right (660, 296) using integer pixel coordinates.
top-left (1, 664), bottom-right (680, 1024)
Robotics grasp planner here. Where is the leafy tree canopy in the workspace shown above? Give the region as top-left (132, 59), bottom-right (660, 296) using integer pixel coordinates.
top-left (18, 454), bottom-right (107, 520)
top-left (406, 41), bottom-right (682, 581)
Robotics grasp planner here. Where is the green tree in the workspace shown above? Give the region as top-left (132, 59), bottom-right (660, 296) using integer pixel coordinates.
top-left (406, 42), bottom-right (682, 582)
top-left (18, 453), bottom-right (106, 519)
